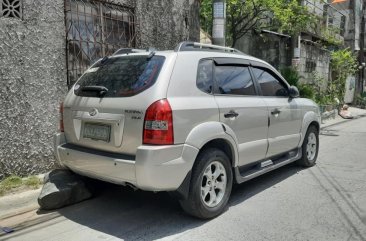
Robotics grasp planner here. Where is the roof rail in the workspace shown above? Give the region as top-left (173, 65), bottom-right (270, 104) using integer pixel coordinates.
top-left (175, 41), bottom-right (243, 54)
top-left (113, 48), bottom-right (157, 56)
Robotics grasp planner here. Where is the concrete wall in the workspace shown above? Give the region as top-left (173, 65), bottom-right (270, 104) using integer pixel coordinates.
top-left (0, 0), bottom-right (67, 179)
top-left (135, 0), bottom-right (199, 49)
top-left (235, 32), bottom-right (291, 70)
top-left (0, 0), bottom-right (200, 179)
top-left (298, 41), bottom-right (331, 84)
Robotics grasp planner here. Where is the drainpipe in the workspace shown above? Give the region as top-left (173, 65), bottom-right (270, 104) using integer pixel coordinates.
top-left (355, 1), bottom-right (365, 101)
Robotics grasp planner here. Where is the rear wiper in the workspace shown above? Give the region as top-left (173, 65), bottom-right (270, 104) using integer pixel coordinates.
top-left (81, 86), bottom-right (108, 97)
top-left (147, 51), bottom-right (155, 59)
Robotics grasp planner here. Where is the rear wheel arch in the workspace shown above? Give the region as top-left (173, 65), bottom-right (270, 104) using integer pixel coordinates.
top-left (184, 122), bottom-right (239, 167)
top-left (173, 137), bottom-right (237, 201)
top-left (179, 147), bottom-right (233, 218)
top-left (199, 139), bottom-right (235, 167)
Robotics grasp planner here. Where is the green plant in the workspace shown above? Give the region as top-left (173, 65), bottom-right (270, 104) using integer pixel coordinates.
top-left (24, 176), bottom-right (42, 189)
top-left (298, 84), bottom-right (315, 100)
top-left (0, 175), bottom-right (42, 196)
top-left (280, 67), bottom-right (300, 86)
top-left (0, 176), bottom-right (23, 195)
top-left (307, 72), bottom-right (335, 106)
top-left (355, 94), bottom-right (366, 108)
top-left (330, 48), bottom-right (358, 104)
top-left (317, 26), bottom-right (343, 47)
top-left (200, 0), bottom-right (316, 47)
top-left (280, 67), bottom-right (315, 100)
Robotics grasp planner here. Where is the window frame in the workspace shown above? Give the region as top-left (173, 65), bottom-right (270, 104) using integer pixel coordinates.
top-left (249, 61), bottom-right (290, 98)
top-left (196, 58), bottom-right (215, 95)
top-left (211, 57), bottom-right (260, 97)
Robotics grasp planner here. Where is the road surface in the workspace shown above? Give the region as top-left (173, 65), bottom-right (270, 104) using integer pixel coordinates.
top-left (3, 118), bottom-right (366, 241)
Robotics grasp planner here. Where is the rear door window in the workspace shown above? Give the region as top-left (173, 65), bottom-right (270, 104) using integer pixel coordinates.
top-left (74, 55), bottom-right (165, 97)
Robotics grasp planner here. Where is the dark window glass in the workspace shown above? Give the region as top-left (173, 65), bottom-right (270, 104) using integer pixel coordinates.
top-left (215, 66), bottom-right (256, 95)
top-left (74, 55), bottom-right (165, 97)
top-left (252, 67), bottom-right (288, 97)
top-left (197, 59), bottom-right (214, 94)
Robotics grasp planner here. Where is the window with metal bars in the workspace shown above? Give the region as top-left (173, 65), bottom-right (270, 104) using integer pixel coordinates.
top-left (0, 0), bottom-right (22, 19)
top-left (65, 0), bottom-right (136, 87)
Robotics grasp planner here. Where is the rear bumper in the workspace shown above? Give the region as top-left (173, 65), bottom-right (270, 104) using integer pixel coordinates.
top-left (53, 133), bottom-right (199, 191)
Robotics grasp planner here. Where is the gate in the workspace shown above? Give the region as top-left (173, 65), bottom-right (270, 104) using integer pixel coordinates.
top-left (65, 0), bottom-right (136, 87)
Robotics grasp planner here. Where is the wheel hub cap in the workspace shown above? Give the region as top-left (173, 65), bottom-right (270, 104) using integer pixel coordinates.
top-left (200, 161), bottom-right (227, 208)
top-left (306, 132), bottom-right (317, 161)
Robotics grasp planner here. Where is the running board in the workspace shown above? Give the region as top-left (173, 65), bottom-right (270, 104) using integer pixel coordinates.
top-left (234, 148), bottom-right (302, 184)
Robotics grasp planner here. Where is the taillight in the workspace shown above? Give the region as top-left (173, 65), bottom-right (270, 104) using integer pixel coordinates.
top-left (59, 102), bottom-right (64, 132)
top-left (143, 99), bottom-right (174, 145)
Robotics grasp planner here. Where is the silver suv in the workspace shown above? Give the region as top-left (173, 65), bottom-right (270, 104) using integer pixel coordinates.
top-left (54, 42), bottom-right (320, 219)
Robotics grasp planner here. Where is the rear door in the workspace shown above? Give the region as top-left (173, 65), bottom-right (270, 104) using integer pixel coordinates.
top-left (213, 58), bottom-right (269, 167)
top-left (250, 64), bottom-right (302, 158)
top-left (62, 54), bottom-right (169, 155)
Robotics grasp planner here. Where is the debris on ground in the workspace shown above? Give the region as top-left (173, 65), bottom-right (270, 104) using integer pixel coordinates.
top-left (38, 169), bottom-right (92, 210)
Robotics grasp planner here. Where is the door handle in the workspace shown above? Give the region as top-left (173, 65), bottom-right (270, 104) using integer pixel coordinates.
top-left (271, 108), bottom-right (281, 115)
top-left (224, 110), bottom-right (239, 118)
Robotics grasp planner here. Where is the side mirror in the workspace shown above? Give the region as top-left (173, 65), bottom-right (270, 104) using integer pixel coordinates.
top-left (289, 86), bottom-right (300, 98)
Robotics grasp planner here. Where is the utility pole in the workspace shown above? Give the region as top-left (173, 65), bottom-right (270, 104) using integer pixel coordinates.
top-left (356, 0), bottom-right (365, 98)
top-left (212, 0), bottom-right (226, 46)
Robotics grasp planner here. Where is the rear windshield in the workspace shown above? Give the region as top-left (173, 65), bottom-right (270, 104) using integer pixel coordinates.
top-left (74, 55), bottom-right (165, 97)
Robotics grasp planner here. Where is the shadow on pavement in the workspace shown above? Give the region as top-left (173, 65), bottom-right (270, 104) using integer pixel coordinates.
top-left (53, 163), bottom-right (302, 240)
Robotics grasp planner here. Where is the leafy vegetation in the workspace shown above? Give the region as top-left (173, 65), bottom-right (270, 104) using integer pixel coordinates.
top-left (330, 48), bottom-right (358, 103)
top-left (0, 175), bottom-right (42, 196)
top-left (200, 0), bottom-right (315, 47)
top-left (280, 67), bottom-right (314, 100)
top-left (355, 93), bottom-right (366, 108)
top-left (280, 67), bottom-right (300, 86)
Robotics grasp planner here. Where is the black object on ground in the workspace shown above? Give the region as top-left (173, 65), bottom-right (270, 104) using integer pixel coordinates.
top-left (38, 169), bottom-right (92, 210)
top-left (0, 225), bottom-right (14, 234)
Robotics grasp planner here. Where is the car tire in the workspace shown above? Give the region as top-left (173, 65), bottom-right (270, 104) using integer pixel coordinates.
top-left (179, 148), bottom-right (233, 219)
top-left (297, 125), bottom-right (319, 167)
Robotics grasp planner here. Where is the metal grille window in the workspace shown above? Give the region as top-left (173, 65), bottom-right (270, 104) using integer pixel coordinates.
top-left (65, 0), bottom-right (136, 87)
top-left (305, 60), bottom-right (316, 73)
top-left (0, 0), bottom-right (22, 19)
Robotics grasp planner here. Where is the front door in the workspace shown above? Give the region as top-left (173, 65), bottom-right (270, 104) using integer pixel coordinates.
top-left (251, 66), bottom-right (302, 158)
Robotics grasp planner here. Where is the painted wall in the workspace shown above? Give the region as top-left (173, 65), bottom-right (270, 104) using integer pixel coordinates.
top-left (0, 0), bottom-right (67, 179)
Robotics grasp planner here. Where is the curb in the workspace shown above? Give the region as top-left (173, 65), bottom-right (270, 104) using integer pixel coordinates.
top-left (321, 114), bottom-right (366, 130)
top-left (0, 209), bottom-right (60, 238)
top-left (0, 189), bottom-right (41, 221)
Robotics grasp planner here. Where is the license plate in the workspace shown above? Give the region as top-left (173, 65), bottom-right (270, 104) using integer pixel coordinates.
top-left (83, 123), bottom-right (111, 142)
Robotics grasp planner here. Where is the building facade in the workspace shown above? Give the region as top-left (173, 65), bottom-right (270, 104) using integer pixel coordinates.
top-left (0, 0), bottom-right (200, 179)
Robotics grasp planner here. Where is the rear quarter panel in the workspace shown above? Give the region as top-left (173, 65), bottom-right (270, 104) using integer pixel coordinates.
top-left (167, 52), bottom-right (220, 144)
